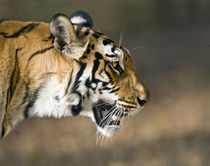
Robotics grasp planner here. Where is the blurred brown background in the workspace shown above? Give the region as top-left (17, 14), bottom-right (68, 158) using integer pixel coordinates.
top-left (0, 0), bottom-right (210, 166)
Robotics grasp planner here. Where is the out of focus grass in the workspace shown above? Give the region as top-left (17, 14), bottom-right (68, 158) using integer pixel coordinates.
top-left (0, 85), bottom-right (209, 166)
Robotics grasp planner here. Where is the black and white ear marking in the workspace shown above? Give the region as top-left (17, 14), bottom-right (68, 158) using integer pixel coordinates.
top-left (70, 10), bottom-right (93, 28)
top-left (50, 13), bottom-right (89, 59)
top-left (50, 13), bottom-right (77, 43)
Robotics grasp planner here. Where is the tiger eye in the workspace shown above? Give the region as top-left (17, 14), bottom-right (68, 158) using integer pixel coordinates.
top-left (112, 61), bottom-right (118, 68)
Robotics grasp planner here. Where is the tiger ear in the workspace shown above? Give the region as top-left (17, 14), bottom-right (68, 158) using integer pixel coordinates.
top-left (50, 13), bottom-right (88, 59)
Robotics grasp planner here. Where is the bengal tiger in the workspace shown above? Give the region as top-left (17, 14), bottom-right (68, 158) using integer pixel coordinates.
top-left (0, 11), bottom-right (150, 139)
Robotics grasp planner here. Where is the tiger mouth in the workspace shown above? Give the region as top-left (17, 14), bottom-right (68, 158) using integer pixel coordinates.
top-left (92, 100), bottom-right (128, 128)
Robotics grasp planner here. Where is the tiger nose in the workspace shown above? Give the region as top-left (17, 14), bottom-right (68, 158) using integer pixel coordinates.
top-left (136, 81), bottom-right (150, 106)
top-left (137, 97), bottom-right (148, 106)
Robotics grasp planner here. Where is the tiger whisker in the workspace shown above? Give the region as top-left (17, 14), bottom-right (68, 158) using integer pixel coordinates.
top-left (130, 46), bottom-right (143, 56)
top-left (119, 31), bottom-right (124, 47)
top-left (99, 108), bottom-right (118, 145)
top-left (98, 105), bottom-right (116, 126)
top-left (106, 108), bottom-right (118, 127)
top-left (92, 102), bottom-right (111, 108)
top-left (96, 131), bottom-right (104, 145)
top-left (99, 106), bottom-right (117, 127)
top-left (95, 131), bottom-right (100, 145)
top-left (101, 134), bottom-right (106, 146)
top-left (113, 109), bottom-right (121, 126)
top-left (85, 102), bottom-right (111, 111)
top-left (100, 111), bottom-right (113, 128)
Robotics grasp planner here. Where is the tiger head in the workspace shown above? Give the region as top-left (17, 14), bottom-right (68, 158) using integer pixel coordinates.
top-left (50, 11), bottom-right (150, 137)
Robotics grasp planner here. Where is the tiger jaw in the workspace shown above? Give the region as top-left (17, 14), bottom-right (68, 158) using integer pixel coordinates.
top-left (92, 100), bottom-right (133, 137)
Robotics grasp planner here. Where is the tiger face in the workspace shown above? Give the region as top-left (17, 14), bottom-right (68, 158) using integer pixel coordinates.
top-left (50, 12), bottom-right (150, 137)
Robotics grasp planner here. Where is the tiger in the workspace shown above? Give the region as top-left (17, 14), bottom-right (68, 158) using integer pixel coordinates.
top-left (0, 10), bottom-right (150, 139)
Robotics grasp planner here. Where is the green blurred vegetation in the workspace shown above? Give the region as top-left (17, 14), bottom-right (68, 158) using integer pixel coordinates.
top-left (0, 0), bottom-right (210, 166)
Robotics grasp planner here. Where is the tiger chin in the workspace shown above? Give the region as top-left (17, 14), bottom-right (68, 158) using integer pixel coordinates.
top-left (0, 10), bottom-right (150, 139)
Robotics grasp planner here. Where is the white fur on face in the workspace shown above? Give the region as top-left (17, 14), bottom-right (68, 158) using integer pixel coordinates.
top-left (98, 39), bottom-right (125, 72)
top-left (98, 40), bottom-right (115, 58)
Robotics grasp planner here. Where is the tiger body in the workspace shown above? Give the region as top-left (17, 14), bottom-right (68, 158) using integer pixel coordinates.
top-left (0, 11), bottom-right (150, 138)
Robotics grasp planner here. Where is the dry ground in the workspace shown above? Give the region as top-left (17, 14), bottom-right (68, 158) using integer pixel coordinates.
top-left (0, 82), bottom-right (209, 166)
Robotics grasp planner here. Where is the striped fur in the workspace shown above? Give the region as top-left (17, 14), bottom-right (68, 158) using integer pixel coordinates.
top-left (0, 12), bottom-right (150, 139)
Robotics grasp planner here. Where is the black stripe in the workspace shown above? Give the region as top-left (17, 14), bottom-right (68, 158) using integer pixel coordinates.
top-left (104, 61), bottom-right (112, 81)
top-left (110, 87), bottom-right (120, 93)
top-left (65, 71), bottom-right (73, 95)
top-left (51, 35), bottom-right (55, 44)
top-left (103, 39), bottom-right (114, 46)
top-left (102, 87), bottom-right (112, 91)
top-left (42, 34), bottom-right (54, 42)
top-left (19, 81), bottom-right (30, 107)
top-left (48, 34), bottom-right (53, 39)
top-left (71, 92), bottom-right (83, 116)
top-left (105, 54), bottom-right (116, 58)
top-left (28, 46), bottom-right (54, 62)
top-left (95, 31), bottom-right (104, 36)
top-left (58, 40), bottom-right (67, 51)
top-left (6, 48), bottom-right (21, 105)
top-left (86, 48), bottom-right (90, 54)
top-left (85, 78), bottom-right (91, 99)
top-left (1, 48), bottom-right (22, 138)
top-left (105, 69), bottom-right (112, 82)
top-left (70, 62), bottom-right (86, 116)
top-left (85, 77), bottom-right (91, 88)
top-left (0, 32), bottom-right (8, 36)
top-left (9, 48), bottom-right (21, 99)
top-left (99, 69), bottom-right (103, 77)
top-left (95, 52), bottom-right (103, 59)
top-left (76, 26), bottom-right (83, 36)
top-left (1, 23), bottom-right (39, 38)
top-left (87, 90), bottom-right (90, 98)
top-left (118, 104), bottom-right (136, 109)
top-left (112, 83), bottom-right (118, 89)
top-left (72, 62), bottom-right (86, 92)
top-left (24, 86), bottom-right (41, 118)
top-left (111, 46), bottom-right (116, 53)
top-left (1, 125), bottom-right (5, 138)
top-left (93, 33), bottom-right (100, 39)
top-left (91, 44), bottom-right (95, 50)
top-left (93, 31), bottom-right (104, 39)
top-left (92, 59), bottom-right (100, 80)
top-left (102, 82), bottom-right (109, 87)
top-left (92, 60), bottom-right (100, 74)
top-left (84, 28), bottom-right (89, 36)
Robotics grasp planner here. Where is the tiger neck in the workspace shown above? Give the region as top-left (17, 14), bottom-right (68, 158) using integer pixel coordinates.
top-left (30, 68), bottom-right (89, 118)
